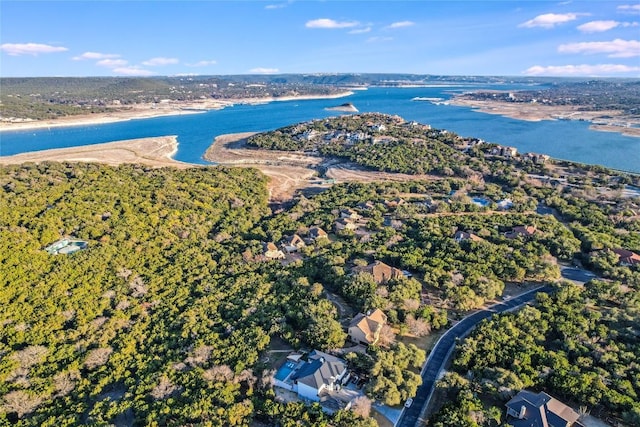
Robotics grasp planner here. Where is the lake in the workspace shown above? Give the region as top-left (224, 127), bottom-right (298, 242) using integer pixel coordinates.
top-left (1, 86), bottom-right (639, 172)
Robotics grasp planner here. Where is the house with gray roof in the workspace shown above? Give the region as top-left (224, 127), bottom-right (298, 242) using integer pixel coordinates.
top-left (274, 350), bottom-right (348, 403)
top-left (506, 390), bottom-right (583, 427)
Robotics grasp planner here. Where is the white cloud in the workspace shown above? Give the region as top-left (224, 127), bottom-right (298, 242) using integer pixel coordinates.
top-left (1, 42), bottom-right (68, 56)
top-left (349, 27), bottom-right (372, 34)
top-left (96, 59), bottom-right (128, 68)
top-left (618, 5), bottom-right (640, 14)
top-left (265, 0), bottom-right (292, 9)
top-left (366, 36), bottom-right (393, 43)
top-left (112, 66), bottom-right (155, 76)
top-left (519, 13), bottom-right (586, 29)
top-left (250, 67), bottom-right (279, 74)
top-left (187, 60), bottom-right (217, 67)
top-left (523, 63), bottom-right (640, 76)
top-left (142, 57), bottom-right (179, 66)
top-left (72, 51), bottom-right (120, 61)
top-left (578, 21), bottom-right (637, 33)
top-left (386, 21), bottom-right (415, 29)
top-left (577, 20), bottom-right (620, 33)
top-left (305, 18), bottom-right (359, 29)
top-left (558, 39), bottom-right (640, 58)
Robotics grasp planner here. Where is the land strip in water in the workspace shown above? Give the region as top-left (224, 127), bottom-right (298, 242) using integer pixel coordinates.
top-left (0, 136), bottom-right (191, 169)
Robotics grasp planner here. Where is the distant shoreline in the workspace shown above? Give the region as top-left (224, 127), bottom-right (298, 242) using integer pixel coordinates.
top-left (0, 91), bottom-right (353, 133)
top-left (449, 95), bottom-right (640, 138)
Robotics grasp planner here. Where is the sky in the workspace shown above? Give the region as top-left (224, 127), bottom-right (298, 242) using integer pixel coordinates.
top-left (1, 0), bottom-right (639, 78)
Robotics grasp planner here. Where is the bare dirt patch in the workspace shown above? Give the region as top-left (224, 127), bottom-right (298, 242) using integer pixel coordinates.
top-left (204, 133), bottom-right (446, 202)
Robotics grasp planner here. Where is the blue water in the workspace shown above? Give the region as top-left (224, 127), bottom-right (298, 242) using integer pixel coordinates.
top-left (471, 197), bottom-right (491, 207)
top-left (1, 85), bottom-right (639, 172)
top-left (274, 361), bottom-right (297, 382)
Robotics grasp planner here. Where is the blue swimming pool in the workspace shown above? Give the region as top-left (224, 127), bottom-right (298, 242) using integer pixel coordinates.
top-left (472, 197), bottom-right (490, 207)
top-left (274, 361), bottom-right (297, 382)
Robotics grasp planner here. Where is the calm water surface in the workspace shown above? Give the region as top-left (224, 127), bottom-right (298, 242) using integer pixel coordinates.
top-left (2, 86), bottom-right (639, 172)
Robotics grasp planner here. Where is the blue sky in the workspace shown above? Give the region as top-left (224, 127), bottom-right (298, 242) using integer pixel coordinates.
top-left (1, 1), bottom-right (639, 77)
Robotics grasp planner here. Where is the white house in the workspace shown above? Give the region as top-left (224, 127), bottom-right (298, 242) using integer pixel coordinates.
top-left (273, 350), bottom-right (348, 402)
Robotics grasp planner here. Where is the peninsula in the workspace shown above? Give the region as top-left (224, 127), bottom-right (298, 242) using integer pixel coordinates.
top-left (450, 80), bottom-right (640, 137)
top-left (325, 102), bottom-right (359, 112)
top-left (0, 136), bottom-right (190, 168)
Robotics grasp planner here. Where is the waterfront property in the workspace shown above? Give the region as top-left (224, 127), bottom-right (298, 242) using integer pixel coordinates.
top-left (44, 238), bottom-right (88, 255)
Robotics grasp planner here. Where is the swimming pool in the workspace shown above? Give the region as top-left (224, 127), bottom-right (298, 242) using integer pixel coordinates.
top-left (274, 361), bottom-right (297, 382)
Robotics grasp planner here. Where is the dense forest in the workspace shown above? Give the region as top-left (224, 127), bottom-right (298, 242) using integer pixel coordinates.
top-left (2, 111), bottom-right (639, 425)
top-left (0, 76), bottom-right (343, 120)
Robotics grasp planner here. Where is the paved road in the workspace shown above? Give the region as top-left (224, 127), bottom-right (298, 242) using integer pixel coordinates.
top-left (397, 285), bottom-right (554, 427)
top-left (561, 267), bottom-right (596, 283)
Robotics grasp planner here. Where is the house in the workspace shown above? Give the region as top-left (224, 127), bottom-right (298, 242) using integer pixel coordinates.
top-left (340, 208), bottom-right (361, 221)
top-left (335, 218), bottom-right (358, 232)
top-left (297, 130), bottom-right (319, 142)
top-left (282, 234), bottom-right (306, 253)
top-left (348, 309), bottom-right (387, 345)
top-left (490, 145), bottom-right (518, 158)
top-left (273, 351), bottom-right (348, 403)
top-left (44, 238), bottom-right (88, 255)
top-left (358, 261), bottom-right (404, 284)
top-left (263, 242), bottom-right (286, 260)
top-left (505, 390), bottom-right (582, 427)
top-left (505, 225), bottom-right (536, 239)
top-left (383, 215), bottom-right (403, 230)
top-left (523, 152), bottom-right (551, 164)
top-left (357, 201), bottom-right (376, 211)
top-left (454, 230), bottom-right (483, 243)
top-left (370, 124), bottom-right (386, 132)
top-left (502, 146), bottom-right (518, 158)
top-left (308, 226), bottom-right (329, 241)
top-left (497, 198), bottom-right (514, 210)
top-left (612, 248), bottom-right (640, 266)
top-left (384, 198), bottom-right (405, 209)
top-left (347, 132), bottom-right (367, 144)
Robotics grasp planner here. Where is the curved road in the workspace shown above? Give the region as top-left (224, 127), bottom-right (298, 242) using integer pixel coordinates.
top-left (397, 285), bottom-right (555, 427)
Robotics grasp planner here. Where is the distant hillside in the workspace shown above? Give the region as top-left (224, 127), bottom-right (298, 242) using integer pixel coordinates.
top-left (2, 74), bottom-right (635, 120)
top-left (458, 79), bottom-right (640, 114)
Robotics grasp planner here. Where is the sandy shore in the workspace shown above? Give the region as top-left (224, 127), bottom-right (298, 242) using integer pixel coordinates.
top-left (0, 92), bottom-right (353, 133)
top-left (450, 97), bottom-right (640, 137)
top-left (0, 136), bottom-right (193, 169)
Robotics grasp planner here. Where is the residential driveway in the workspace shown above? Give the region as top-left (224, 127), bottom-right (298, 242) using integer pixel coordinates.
top-left (396, 285), bottom-right (554, 427)
top-left (580, 414), bottom-right (613, 427)
top-left (373, 402), bottom-right (403, 426)
top-left (561, 267), bottom-right (596, 283)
